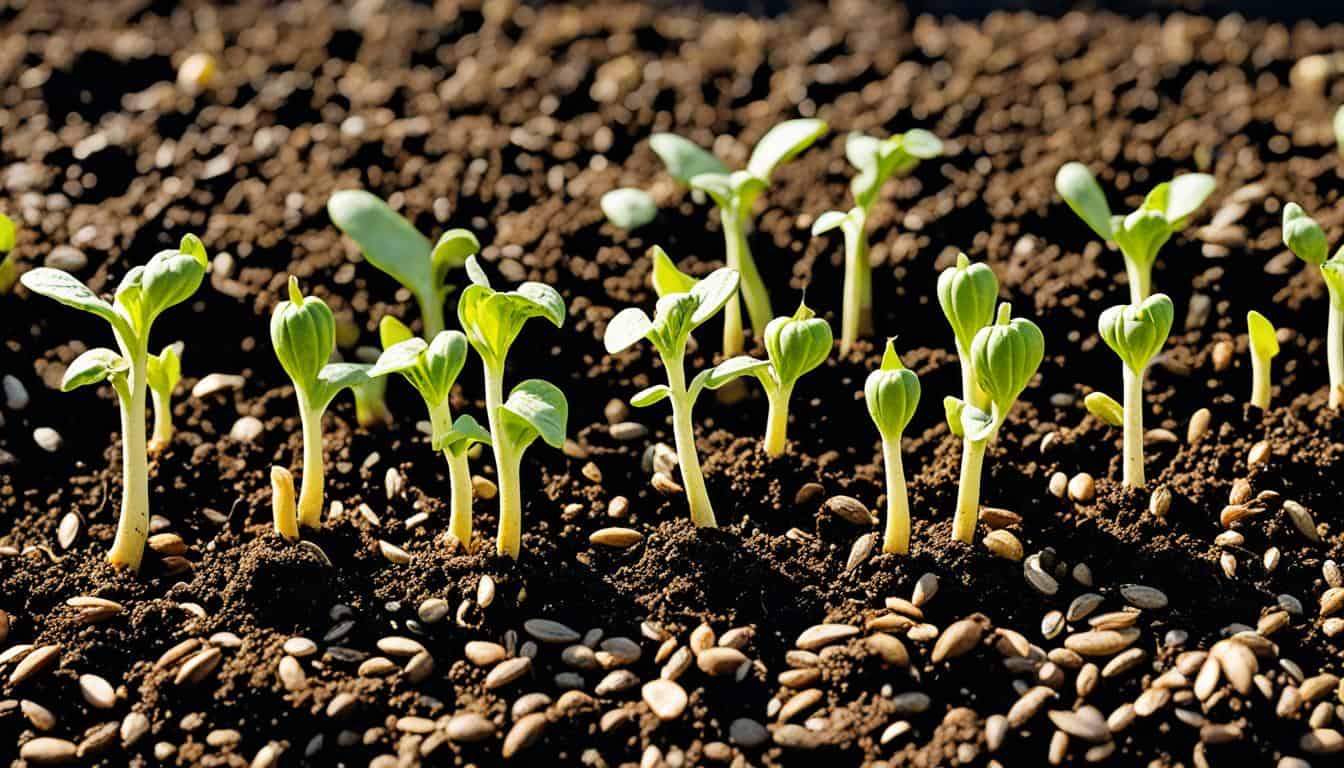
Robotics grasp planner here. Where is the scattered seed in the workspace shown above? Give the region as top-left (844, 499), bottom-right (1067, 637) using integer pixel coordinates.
top-left (20, 737), bottom-right (78, 764)
top-left (502, 712), bottom-right (546, 758)
top-left (777, 688), bottom-right (823, 723)
top-left (984, 530), bottom-right (1024, 561)
top-left (932, 616), bottom-right (986, 663)
top-left (9, 645), bottom-right (61, 686)
top-left (477, 576), bottom-right (496, 608)
top-left (175, 647), bottom-right (222, 686)
top-left (795, 624), bottom-right (859, 651)
top-left (1065, 629), bottom-right (1140, 657)
top-left (1187, 408), bottom-right (1212, 443)
top-left (1008, 686), bottom-right (1057, 728)
top-left (1120, 585), bottom-right (1168, 610)
top-left (377, 540), bottom-right (411, 565)
top-left (1068, 473), bottom-right (1095, 502)
top-left (641, 679), bottom-right (687, 720)
top-left (697, 647), bottom-right (748, 677)
top-left (446, 712), bottom-right (495, 743)
top-left (1284, 501), bottom-right (1321, 543)
top-left (823, 495), bottom-right (874, 525)
top-left (485, 657), bottom-right (532, 690)
top-left (589, 527), bottom-right (642, 548)
top-left (79, 674), bottom-right (116, 709)
top-left (524, 619), bottom-right (580, 644)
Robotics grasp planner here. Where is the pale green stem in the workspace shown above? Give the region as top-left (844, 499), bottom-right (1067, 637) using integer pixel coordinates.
top-left (354, 377), bottom-right (389, 428)
top-left (1126, 259), bottom-right (1152, 304)
top-left (840, 217), bottom-right (872, 357)
top-left (951, 438), bottom-right (986, 544)
top-left (444, 449), bottom-right (474, 549)
top-left (1122, 364), bottom-right (1145, 488)
top-left (881, 436), bottom-right (910, 555)
top-left (763, 383), bottom-right (793, 458)
top-left (1250, 351), bottom-right (1271, 411)
top-left (721, 207), bottom-right (771, 355)
top-left (149, 388), bottom-right (173, 453)
top-left (956, 340), bottom-right (990, 412)
top-left (661, 348), bottom-right (716, 527)
top-left (109, 355), bottom-right (150, 571)
top-left (296, 391), bottom-right (326, 529)
top-left (420, 292), bottom-right (445, 339)
top-left (483, 364), bottom-right (525, 558)
top-left (1329, 306), bottom-right (1344, 409)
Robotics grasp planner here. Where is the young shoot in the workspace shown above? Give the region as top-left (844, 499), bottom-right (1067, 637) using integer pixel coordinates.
top-left (328, 190), bottom-right (481, 337)
top-left (865, 340), bottom-right (921, 555)
top-left (271, 277), bottom-right (372, 530)
top-left (457, 257), bottom-right (568, 558)
top-left (1098, 294), bottom-right (1174, 489)
top-left (271, 466), bottom-right (299, 542)
top-left (146, 341), bottom-right (184, 454)
top-left (937, 253), bottom-right (998, 428)
top-left (1247, 311), bottom-right (1279, 411)
top-left (742, 301), bottom-right (834, 457)
top-left (0, 211), bottom-right (16, 294)
top-left (948, 304), bottom-right (1044, 544)
top-left (370, 316), bottom-right (490, 548)
top-left (1055, 163), bottom-right (1215, 303)
top-left (21, 234), bottom-right (208, 571)
top-left (1083, 391), bottom-right (1124, 427)
top-left (650, 119), bottom-right (828, 355)
top-left (1281, 203), bottom-right (1344, 408)
top-left (604, 257), bottom-right (765, 527)
top-left (353, 375), bottom-right (391, 429)
top-left (812, 129), bottom-right (943, 354)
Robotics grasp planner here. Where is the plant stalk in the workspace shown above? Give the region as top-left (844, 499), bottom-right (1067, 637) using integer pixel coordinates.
top-left (108, 356), bottom-right (150, 571)
top-left (296, 391), bottom-right (326, 529)
top-left (662, 349), bottom-right (717, 527)
top-left (1126, 259), bottom-right (1152, 304)
top-left (951, 438), bottom-right (987, 544)
top-left (420, 293), bottom-right (445, 339)
top-left (762, 385), bottom-right (793, 458)
top-left (444, 449), bottom-right (474, 549)
top-left (148, 388), bottom-right (173, 454)
top-left (1250, 352), bottom-right (1271, 410)
top-left (1122, 364), bottom-right (1145, 488)
top-left (956, 341), bottom-right (990, 412)
top-left (840, 217), bottom-right (872, 356)
top-left (483, 365), bottom-right (524, 557)
top-left (1329, 306), bottom-right (1344, 409)
top-left (721, 207), bottom-right (771, 355)
top-left (881, 437), bottom-right (910, 555)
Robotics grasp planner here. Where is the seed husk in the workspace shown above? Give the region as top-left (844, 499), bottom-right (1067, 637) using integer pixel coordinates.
top-left (1068, 594), bottom-right (1104, 623)
top-left (1008, 687), bottom-right (1058, 728)
top-left (932, 616), bottom-right (986, 663)
top-left (589, 527), bottom-right (642, 548)
top-left (983, 529), bottom-right (1024, 561)
top-left (485, 657), bottom-right (531, 690)
top-left (777, 688), bottom-right (823, 723)
top-left (641, 679), bottom-right (687, 720)
top-left (1120, 585), bottom-right (1168, 610)
top-left (912, 573), bottom-right (939, 606)
top-left (846, 533), bottom-right (874, 571)
top-left (524, 619), bottom-right (580, 644)
top-left (175, 647), bottom-right (222, 685)
top-left (1300, 728), bottom-right (1344, 754)
top-left (20, 737), bottom-right (78, 764)
top-left (465, 641), bottom-right (508, 667)
top-left (502, 713), bottom-right (546, 758)
top-left (79, 674), bottom-right (117, 709)
top-left (446, 712), bottom-right (495, 743)
top-left (1048, 706), bottom-right (1110, 742)
top-left (1102, 648), bottom-right (1147, 678)
top-left (9, 645), bottom-right (61, 686)
top-left (1212, 640), bottom-right (1256, 695)
top-left (697, 647), bottom-right (748, 677)
top-left (1065, 629), bottom-right (1140, 657)
top-left (1135, 687), bottom-right (1172, 716)
top-left (795, 624), bottom-right (859, 651)
top-left (823, 495), bottom-right (875, 525)
top-left (377, 540), bottom-right (411, 565)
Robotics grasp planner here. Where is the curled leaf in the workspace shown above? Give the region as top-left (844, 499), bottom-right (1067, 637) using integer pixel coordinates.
top-left (1084, 391), bottom-right (1124, 427)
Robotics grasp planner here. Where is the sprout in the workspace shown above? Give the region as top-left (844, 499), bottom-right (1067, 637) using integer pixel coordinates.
top-left (146, 342), bottom-right (184, 454)
top-left (20, 234), bottom-right (209, 570)
top-left (947, 304), bottom-right (1044, 543)
top-left (650, 119), bottom-right (829, 355)
top-left (328, 190), bottom-right (480, 337)
top-left (370, 316), bottom-right (490, 548)
top-left (864, 340), bottom-right (921, 555)
top-left (1098, 294), bottom-right (1174, 488)
top-left (0, 211), bottom-right (17, 294)
top-left (1055, 162), bottom-right (1215, 303)
top-left (601, 188), bottom-right (657, 230)
top-left (353, 376), bottom-right (390, 429)
top-left (1083, 391), bottom-right (1124, 427)
top-left (271, 277), bottom-right (371, 530)
top-left (937, 253), bottom-right (999, 424)
top-left (1247, 310), bottom-right (1279, 411)
top-left (604, 255), bottom-right (764, 527)
top-left (1281, 203), bottom-right (1344, 408)
top-left (813, 129), bottom-right (943, 355)
top-left (271, 466), bottom-right (299, 542)
top-left (457, 256), bottom-right (568, 558)
top-left (740, 301), bottom-right (833, 457)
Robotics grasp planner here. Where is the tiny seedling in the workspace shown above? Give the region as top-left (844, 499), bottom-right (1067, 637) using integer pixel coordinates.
top-left (272, 277), bottom-right (372, 530)
top-left (328, 190), bottom-right (480, 337)
top-left (601, 188), bottom-right (658, 230)
top-left (457, 256), bottom-right (568, 558)
top-left (946, 304), bottom-right (1044, 543)
top-left (371, 315), bottom-right (490, 548)
top-left (1247, 310), bottom-right (1279, 411)
top-left (746, 301), bottom-right (833, 457)
top-left (1282, 203), bottom-right (1344, 408)
top-left (813, 129), bottom-right (943, 354)
top-left (937, 253), bottom-right (999, 424)
top-left (651, 119), bottom-right (828, 355)
top-left (272, 466), bottom-right (299, 542)
top-left (353, 375), bottom-right (390, 429)
top-left (604, 255), bottom-right (765, 527)
top-left (1098, 294), bottom-right (1174, 489)
top-left (0, 212), bottom-right (16, 294)
top-left (1055, 163), bottom-right (1215, 303)
top-left (21, 234), bottom-right (209, 570)
top-left (146, 341), bottom-right (184, 454)
top-left (865, 340), bottom-right (921, 555)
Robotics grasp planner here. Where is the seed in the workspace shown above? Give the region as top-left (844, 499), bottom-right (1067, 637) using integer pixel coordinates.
top-left (796, 624), bottom-right (859, 651)
top-left (477, 576), bottom-right (496, 608)
top-left (465, 641), bottom-right (507, 667)
top-left (589, 528), bottom-right (642, 548)
top-left (278, 656), bottom-right (306, 691)
top-left (597, 637), bottom-right (641, 668)
top-left (1135, 687), bottom-right (1171, 717)
top-left (22, 700), bottom-right (55, 730)
top-left (1068, 594), bottom-right (1104, 623)
top-left (1108, 703), bottom-right (1137, 732)
top-left (1007, 686), bottom-right (1057, 727)
top-left (777, 688), bottom-right (823, 722)
top-left (1299, 674), bottom-right (1339, 703)
top-left (1065, 629), bottom-right (1140, 657)
top-left (1068, 473), bottom-right (1095, 502)
top-left (9, 645), bottom-right (61, 686)
top-left (1102, 648), bottom-right (1146, 678)
top-left (690, 624), bottom-right (716, 653)
top-left (446, 712), bottom-right (495, 742)
top-left (823, 495), bottom-right (874, 525)
top-left (595, 669), bottom-right (639, 695)
top-left (1120, 584), bottom-right (1169, 610)
top-left (1284, 501), bottom-right (1321, 543)
top-left (57, 513), bottom-right (80, 550)
top-left (377, 636), bottom-right (426, 657)
top-left (912, 573), bottom-right (939, 606)
top-left (651, 472), bottom-right (683, 495)
top-left (120, 712), bottom-right (149, 746)
top-left (472, 476), bottom-right (497, 500)
top-left (1300, 729), bottom-right (1344, 754)
top-left (1148, 486), bottom-right (1172, 517)
top-left (1325, 560), bottom-right (1343, 588)
top-left (1187, 408), bottom-right (1212, 443)
top-left (1048, 706), bottom-right (1110, 743)
top-left (994, 628), bottom-right (1031, 658)
top-left (502, 713), bottom-right (547, 758)
top-left (1248, 440), bottom-right (1270, 467)
top-left (175, 647), bottom-right (222, 685)
top-left (562, 644), bottom-right (598, 670)
top-left (1211, 341), bottom-right (1233, 372)
top-left (1041, 610), bottom-right (1065, 639)
top-left (719, 627), bottom-right (753, 649)
top-left (79, 674), bottom-right (117, 709)
top-left (378, 540), bottom-right (411, 565)
top-left (1024, 556), bottom-right (1060, 596)
top-left (730, 718), bottom-right (769, 748)
top-left (980, 507), bottom-right (1022, 529)
top-left (20, 737), bottom-right (78, 764)
top-left (610, 421), bottom-right (649, 441)
top-left (846, 533), bottom-right (874, 571)
top-left (986, 714), bottom-right (1008, 752)
top-left (485, 657), bottom-right (531, 690)
top-left (697, 647), bottom-right (747, 677)
top-left (357, 657), bottom-right (397, 677)
top-left (661, 646), bottom-right (693, 681)
top-left (641, 679), bottom-right (687, 720)
top-left (524, 619), bottom-right (580, 644)
top-left (1263, 547), bottom-right (1281, 574)
top-left (1212, 640), bottom-right (1256, 695)
top-left (891, 692), bottom-right (931, 714)
top-left (932, 616), bottom-right (986, 663)
top-left (983, 530), bottom-right (1023, 561)
top-left (1048, 472), bottom-right (1068, 498)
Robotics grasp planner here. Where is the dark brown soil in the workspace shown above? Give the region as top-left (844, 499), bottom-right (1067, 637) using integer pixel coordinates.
top-left (3, 1), bottom-right (1344, 766)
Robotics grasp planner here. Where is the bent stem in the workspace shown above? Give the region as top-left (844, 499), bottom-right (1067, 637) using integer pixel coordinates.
top-left (951, 438), bottom-right (986, 544)
top-left (1122, 364), bottom-right (1145, 488)
top-left (721, 208), bottom-right (770, 355)
top-left (296, 392), bottom-right (326, 529)
top-left (108, 356), bottom-right (150, 571)
top-left (881, 437), bottom-right (910, 555)
top-left (445, 449), bottom-right (474, 549)
top-left (483, 364), bottom-right (524, 558)
top-left (662, 349), bottom-right (717, 527)
top-left (840, 217), bottom-right (872, 356)
top-left (763, 384), bottom-right (793, 458)
top-left (1329, 306), bottom-right (1344, 409)
top-left (149, 389), bottom-right (172, 453)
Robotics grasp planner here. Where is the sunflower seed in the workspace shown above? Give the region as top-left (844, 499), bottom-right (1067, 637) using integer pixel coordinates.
top-left (932, 616), bottom-right (986, 663)
top-left (796, 624), bottom-right (859, 651)
top-left (9, 645), bottom-right (61, 686)
top-left (641, 679), bottom-right (687, 720)
top-left (1048, 706), bottom-right (1110, 743)
top-left (1007, 686), bottom-right (1058, 727)
top-left (846, 533), bottom-right (874, 571)
top-left (1065, 629), bottom-right (1140, 657)
top-left (697, 647), bottom-right (747, 677)
top-left (175, 647), bottom-right (222, 685)
top-left (79, 674), bottom-right (116, 709)
top-left (485, 657), bottom-right (532, 689)
top-left (524, 619), bottom-right (580, 644)
top-left (984, 530), bottom-right (1024, 561)
top-left (590, 527), bottom-right (642, 547)
top-left (502, 712), bottom-right (546, 758)
top-left (1120, 585), bottom-right (1168, 610)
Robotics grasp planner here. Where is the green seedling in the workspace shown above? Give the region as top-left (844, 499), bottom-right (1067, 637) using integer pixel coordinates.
top-left (371, 316), bottom-right (490, 548)
top-left (146, 341), bottom-right (184, 454)
top-left (1247, 310), bottom-right (1279, 411)
top-left (0, 212), bottom-right (16, 294)
top-left (651, 119), bottom-right (828, 355)
top-left (604, 257), bottom-right (765, 527)
top-left (21, 234), bottom-right (208, 571)
top-left (271, 277), bottom-right (372, 530)
top-left (601, 188), bottom-right (657, 230)
top-left (741, 301), bottom-right (833, 457)
top-left (353, 375), bottom-right (390, 428)
top-left (813, 129), bottom-right (943, 354)
top-left (1282, 203), bottom-right (1344, 408)
top-left (328, 190), bottom-right (480, 337)
top-left (1097, 294), bottom-right (1174, 489)
top-left (947, 304), bottom-right (1044, 543)
top-left (937, 253), bottom-right (999, 424)
top-left (865, 340), bottom-right (921, 555)
top-left (457, 256), bottom-right (568, 558)
top-left (1055, 163), bottom-right (1215, 303)
top-left (272, 466), bottom-right (299, 542)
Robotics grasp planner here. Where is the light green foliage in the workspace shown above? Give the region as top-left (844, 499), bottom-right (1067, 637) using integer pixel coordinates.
top-left (1248, 310), bottom-right (1279, 411)
top-left (864, 340), bottom-right (921, 554)
top-left (1099, 294), bottom-right (1175, 375)
top-left (742, 301), bottom-right (834, 456)
top-left (601, 188), bottom-right (657, 230)
top-left (0, 211), bottom-right (16, 293)
top-left (1084, 391), bottom-right (1124, 427)
top-left (937, 253), bottom-right (999, 416)
top-left (1281, 202), bottom-right (1344, 408)
top-left (146, 341), bottom-right (184, 453)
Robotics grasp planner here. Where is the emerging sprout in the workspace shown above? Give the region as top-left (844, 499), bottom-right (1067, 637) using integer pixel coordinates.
top-left (813, 129), bottom-right (943, 354)
top-left (745, 301), bottom-right (833, 457)
top-left (21, 234), bottom-right (208, 570)
top-left (937, 253), bottom-right (999, 425)
top-left (271, 466), bottom-right (299, 542)
top-left (1055, 162), bottom-right (1215, 303)
top-left (457, 257), bottom-right (568, 558)
top-left (865, 340), bottom-right (921, 555)
top-left (353, 376), bottom-right (391, 429)
top-left (1247, 310), bottom-right (1279, 411)
top-left (601, 188), bottom-right (657, 230)
top-left (1282, 203), bottom-right (1344, 408)
top-left (146, 342), bottom-right (184, 454)
top-left (271, 277), bottom-right (371, 530)
top-left (604, 254), bottom-right (764, 527)
top-left (0, 211), bottom-right (16, 294)
top-left (650, 119), bottom-right (829, 355)
top-left (370, 316), bottom-right (489, 548)
top-left (328, 190), bottom-right (481, 337)
top-left (1098, 294), bottom-right (1174, 489)
top-left (1083, 391), bottom-right (1124, 427)
top-left (947, 304), bottom-right (1044, 543)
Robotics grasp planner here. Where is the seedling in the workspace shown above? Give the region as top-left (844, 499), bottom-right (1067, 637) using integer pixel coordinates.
top-left (271, 277), bottom-right (371, 530)
top-left (947, 304), bottom-right (1044, 543)
top-left (328, 190), bottom-right (480, 337)
top-left (371, 316), bottom-right (490, 547)
top-left (21, 234), bottom-right (208, 571)
top-left (353, 376), bottom-right (390, 428)
top-left (651, 119), bottom-right (828, 355)
top-left (865, 340), bottom-right (921, 554)
top-left (1055, 163), bottom-right (1216, 303)
top-left (1247, 311), bottom-right (1279, 411)
top-left (735, 301), bottom-right (833, 457)
top-left (813, 129), bottom-right (943, 354)
top-left (1098, 294), bottom-right (1174, 488)
top-left (937, 253), bottom-right (999, 424)
top-left (604, 256), bottom-right (765, 527)
top-left (601, 188), bottom-right (657, 230)
top-left (457, 256), bottom-right (568, 558)
top-left (271, 466), bottom-right (299, 542)
top-left (146, 342), bottom-right (184, 454)
top-left (0, 212), bottom-right (16, 294)
top-left (1282, 203), bottom-right (1344, 408)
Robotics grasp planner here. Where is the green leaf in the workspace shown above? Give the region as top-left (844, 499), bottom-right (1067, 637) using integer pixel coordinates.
top-left (901, 129), bottom-right (944, 159)
top-left (1098, 294), bottom-right (1175, 374)
top-left (20, 267), bottom-right (121, 327)
top-left (764, 301), bottom-right (833, 388)
top-left (688, 267), bottom-right (740, 327)
top-left (1055, 162), bottom-right (1113, 241)
top-left (314, 362), bottom-right (372, 409)
top-left (516, 282), bottom-right (567, 328)
top-left (432, 229), bottom-right (480, 289)
top-left (464, 255), bottom-right (491, 288)
top-left (1084, 391), bottom-right (1124, 427)
top-left (960, 402), bottom-right (996, 443)
top-left (457, 263), bottom-right (566, 368)
top-left (937, 253), bottom-right (999, 351)
top-left (650, 245), bottom-right (698, 297)
top-left (972, 304), bottom-right (1045, 415)
top-left (845, 133), bottom-right (881, 172)
top-left (328, 190), bottom-right (436, 303)
top-left (139, 248), bottom-right (208, 322)
top-left (62, 347), bottom-right (127, 392)
top-left (604, 307), bottom-right (654, 354)
top-left (1283, 203), bottom-right (1328, 266)
top-left (650, 134), bottom-right (728, 184)
top-left (943, 396), bottom-right (966, 438)
top-left (865, 340), bottom-right (921, 440)
top-left (422, 331), bottom-right (469, 401)
top-left (1163, 174), bottom-right (1216, 229)
top-left (0, 212), bottom-right (14, 252)
top-left (370, 337), bottom-right (429, 378)
top-left (1247, 310), bottom-right (1279, 360)
top-left (747, 119), bottom-right (828, 181)
top-left (438, 413), bottom-right (492, 454)
top-left (811, 210), bottom-right (854, 237)
top-left (179, 233), bottom-right (208, 268)
top-left (1112, 209), bottom-right (1172, 269)
top-left (271, 276), bottom-right (336, 390)
top-left (690, 355), bottom-right (770, 400)
top-left (629, 384), bottom-right (671, 408)
top-left (601, 188), bottom-right (658, 230)
top-left (500, 379), bottom-right (568, 451)
top-left (146, 342), bottom-right (183, 395)
top-left (379, 315), bottom-right (415, 348)
top-left (1322, 260), bottom-right (1344, 311)
top-left (688, 172), bottom-right (735, 208)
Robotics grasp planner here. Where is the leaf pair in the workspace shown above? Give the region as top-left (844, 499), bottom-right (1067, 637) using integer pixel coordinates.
top-left (458, 256), bottom-right (566, 372)
top-left (845, 129), bottom-right (943, 211)
top-left (605, 258), bottom-right (741, 359)
top-left (1098, 294), bottom-right (1175, 374)
top-left (651, 119), bottom-right (829, 191)
top-left (271, 276), bottom-right (371, 410)
top-left (369, 318), bottom-right (490, 455)
top-left (946, 304), bottom-right (1045, 442)
top-left (866, 341), bottom-right (921, 441)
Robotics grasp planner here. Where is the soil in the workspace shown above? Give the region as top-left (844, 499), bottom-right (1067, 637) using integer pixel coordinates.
top-left (3, 1), bottom-right (1344, 766)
